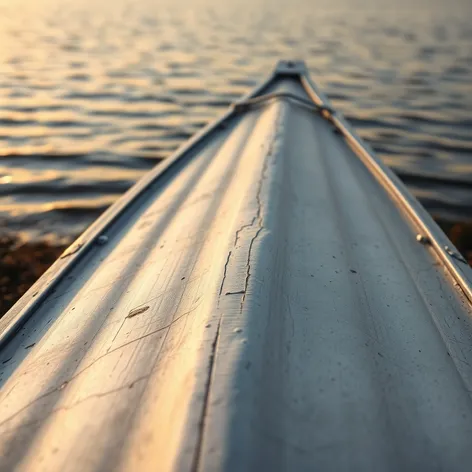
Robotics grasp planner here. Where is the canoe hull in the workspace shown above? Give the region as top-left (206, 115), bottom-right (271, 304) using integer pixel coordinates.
top-left (1, 61), bottom-right (472, 472)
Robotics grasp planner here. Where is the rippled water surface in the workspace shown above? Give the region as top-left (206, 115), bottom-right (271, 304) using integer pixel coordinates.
top-left (0, 0), bottom-right (471, 244)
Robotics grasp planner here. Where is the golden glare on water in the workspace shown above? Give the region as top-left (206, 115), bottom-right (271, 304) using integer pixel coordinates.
top-left (0, 0), bottom-right (471, 245)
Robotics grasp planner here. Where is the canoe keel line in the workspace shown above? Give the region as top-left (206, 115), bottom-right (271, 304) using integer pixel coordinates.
top-left (1, 61), bottom-right (472, 471)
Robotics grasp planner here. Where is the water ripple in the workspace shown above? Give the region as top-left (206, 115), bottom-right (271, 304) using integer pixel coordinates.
top-left (0, 0), bottom-right (471, 243)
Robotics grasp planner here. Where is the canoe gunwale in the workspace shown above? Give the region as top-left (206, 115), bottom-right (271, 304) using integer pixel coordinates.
top-left (1, 59), bottom-right (471, 351)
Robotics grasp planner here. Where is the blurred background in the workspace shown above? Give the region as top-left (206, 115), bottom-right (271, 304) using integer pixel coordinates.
top-left (1, 0), bottom-right (472, 315)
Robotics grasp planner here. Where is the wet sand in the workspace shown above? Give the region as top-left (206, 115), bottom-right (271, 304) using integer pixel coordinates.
top-left (1, 220), bottom-right (471, 319)
top-left (0, 236), bottom-right (66, 318)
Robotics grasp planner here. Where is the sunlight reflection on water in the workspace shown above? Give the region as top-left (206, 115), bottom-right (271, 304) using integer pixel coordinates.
top-left (0, 0), bottom-right (471, 243)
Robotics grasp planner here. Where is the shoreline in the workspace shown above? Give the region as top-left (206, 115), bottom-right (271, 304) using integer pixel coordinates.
top-left (0, 236), bottom-right (66, 318)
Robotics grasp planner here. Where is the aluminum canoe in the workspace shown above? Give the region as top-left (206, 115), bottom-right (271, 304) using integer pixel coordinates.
top-left (1, 60), bottom-right (472, 472)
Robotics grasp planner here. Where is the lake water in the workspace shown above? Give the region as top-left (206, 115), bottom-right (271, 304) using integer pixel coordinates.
top-left (1, 0), bottom-right (471, 244)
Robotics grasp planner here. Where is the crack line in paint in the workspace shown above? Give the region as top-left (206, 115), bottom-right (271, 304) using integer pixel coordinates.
top-left (191, 319), bottom-right (221, 472)
top-left (218, 251), bottom-right (232, 298)
top-left (216, 104), bottom-right (282, 309)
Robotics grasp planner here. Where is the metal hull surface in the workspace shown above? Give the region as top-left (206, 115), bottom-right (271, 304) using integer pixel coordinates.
top-left (1, 61), bottom-right (472, 471)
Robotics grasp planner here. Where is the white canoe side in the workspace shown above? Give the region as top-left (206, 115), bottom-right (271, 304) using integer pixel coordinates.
top-left (1, 61), bottom-right (472, 471)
